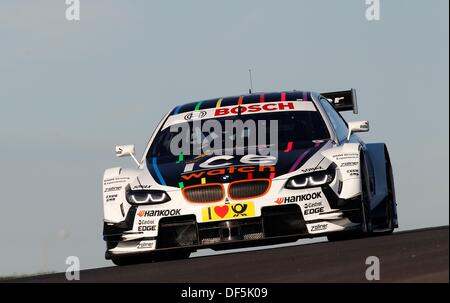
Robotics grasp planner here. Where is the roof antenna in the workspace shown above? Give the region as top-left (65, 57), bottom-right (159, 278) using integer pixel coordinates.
top-left (248, 69), bottom-right (254, 94)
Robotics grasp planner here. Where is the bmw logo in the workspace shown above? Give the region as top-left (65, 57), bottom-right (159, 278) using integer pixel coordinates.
top-left (221, 175), bottom-right (231, 181)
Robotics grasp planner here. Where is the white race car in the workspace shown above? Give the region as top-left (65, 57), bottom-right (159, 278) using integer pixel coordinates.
top-left (102, 89), bottom-right (398, 265)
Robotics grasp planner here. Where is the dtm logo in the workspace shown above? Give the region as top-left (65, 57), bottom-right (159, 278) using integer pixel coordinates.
top-left (275, 192), bottom-right (322, 205)
top-left (184, 111), bottom-right (207, 120)
top-left (137, 209), bottom-right (181, 217)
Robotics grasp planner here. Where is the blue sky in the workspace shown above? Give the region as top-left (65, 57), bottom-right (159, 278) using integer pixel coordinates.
top-left (0, 0), bottom-right (448, 276)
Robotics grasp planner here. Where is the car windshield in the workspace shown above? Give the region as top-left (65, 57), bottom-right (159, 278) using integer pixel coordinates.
top-left (147, 111), bottom-right (330, 159)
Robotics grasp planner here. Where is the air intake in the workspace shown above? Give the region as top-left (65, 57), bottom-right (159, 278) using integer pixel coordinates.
top-left (183, 184), bottom-right (225, 203)
top-left (229, 179), bottom-right (271, 200)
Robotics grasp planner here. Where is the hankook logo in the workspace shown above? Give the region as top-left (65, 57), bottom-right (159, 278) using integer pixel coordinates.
top-left (137, 209), bottom-right (181, 217)
top-left (275, 192), bottom-right (322, 204)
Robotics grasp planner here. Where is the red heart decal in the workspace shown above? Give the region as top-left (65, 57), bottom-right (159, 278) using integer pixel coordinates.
top-left (214, 205), bottom-right (229, 218)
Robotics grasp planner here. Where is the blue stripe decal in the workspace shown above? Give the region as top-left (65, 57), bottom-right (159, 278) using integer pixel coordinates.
top-left (173, 105), bottom-right (182, 115)
top-left (151, 157), bottom-right (166, 185)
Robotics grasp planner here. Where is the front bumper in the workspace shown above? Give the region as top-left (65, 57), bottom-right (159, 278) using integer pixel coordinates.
top-left (104, 202), bottom-right (362, 259)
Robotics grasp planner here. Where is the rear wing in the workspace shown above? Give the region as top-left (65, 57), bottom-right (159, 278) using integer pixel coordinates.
top-left (321, 89), bottom-right (358, 114)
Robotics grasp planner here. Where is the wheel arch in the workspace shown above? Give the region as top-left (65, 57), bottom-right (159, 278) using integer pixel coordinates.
top-left (365, 143), bottom-right (397, 222)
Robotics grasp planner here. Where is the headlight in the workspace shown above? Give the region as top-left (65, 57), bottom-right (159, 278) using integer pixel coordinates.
top-left (285, 167), bottom-right (335, 189)
top-left (126, 189), bottom-right (171, 205)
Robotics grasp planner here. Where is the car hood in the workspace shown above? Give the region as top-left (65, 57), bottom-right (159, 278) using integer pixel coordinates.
top-left (144, 140), bottom-right (331, 188)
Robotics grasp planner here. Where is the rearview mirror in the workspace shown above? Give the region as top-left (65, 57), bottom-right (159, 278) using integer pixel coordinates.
top-left (115, 144), bottom-right (135, 157)
top-left (115, 144), bottom-right (140, 166)
top-left (347, 121), bottom-right (369, 141)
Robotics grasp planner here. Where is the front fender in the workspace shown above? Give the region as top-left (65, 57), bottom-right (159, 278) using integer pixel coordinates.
top-left (103, 167), bottom-right (141, 223)
top-left (365, 143), bottom-right (390, 210)
top-left (321, 143), bottom-right (363, 199)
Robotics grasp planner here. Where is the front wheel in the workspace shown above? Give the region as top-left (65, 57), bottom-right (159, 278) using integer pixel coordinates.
top-left (377, 155), bottom-right (396, 235)
top-left (360, 153), bottom-right (373, 234)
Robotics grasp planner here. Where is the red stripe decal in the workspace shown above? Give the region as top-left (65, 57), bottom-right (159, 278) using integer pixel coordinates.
top-left (238, 96), bottom-right (244, 105)
top-left (281, 92), bottom-right (286, 101)
top-left (260, 94), bottom-right (265, 103)
top-left (284, 141), bottom-right (293, 152)
top-left (289, 149), bottom-right (312, 173)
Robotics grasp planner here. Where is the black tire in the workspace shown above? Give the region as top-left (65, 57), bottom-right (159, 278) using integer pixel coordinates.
top-left (360, 153), bottom-right (373, 235)
top-left (378, 155), bottom-right (395, 235)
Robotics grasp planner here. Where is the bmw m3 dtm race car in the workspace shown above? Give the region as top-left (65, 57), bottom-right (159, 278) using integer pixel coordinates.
top-left (102, 89), bottom-right (398, 265)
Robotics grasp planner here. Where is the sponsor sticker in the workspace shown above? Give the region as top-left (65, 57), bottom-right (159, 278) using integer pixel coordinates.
top-left (133, 184), bottom-right (152, 189)
top-left (137, 240), bottom-right (155, 250)
top-left (105, 194), bottom-right (118, 202)
top-left (301, 167), bottom-right (323, 173)
top-left (182, 165), bottom-right (275, 180)
top-left (347, 169), bottom-right (359, 177)
top-left (184, 111), bottom-right (207, 120)
top-left (274, 191), bottom-right (322, 205)
top-left (137, 209), bottom-right (181, 217)
top-left (202, 202), bottom-right (255, 222)
top-left (104, 186), bottom-right (122, 193)
top-left (103, 177), bottom-right (130, 186)
top-left (333, 153), bottom-right (359, 161)
top-left (214, 102), bottom-right (295, 117)
top-left (304, 206), bottom-right (325, 215)
top-left (310, 223), bottom-right (328, 232)
top-left (138, 225), bottom-right (156, 231)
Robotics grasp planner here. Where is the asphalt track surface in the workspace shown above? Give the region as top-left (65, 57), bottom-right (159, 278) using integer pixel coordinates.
top-left (11, 226), bottom-right (449, 283)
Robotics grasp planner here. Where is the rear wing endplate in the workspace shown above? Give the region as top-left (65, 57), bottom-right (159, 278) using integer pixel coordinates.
top-left (321, 89), bottom-right (358, 114)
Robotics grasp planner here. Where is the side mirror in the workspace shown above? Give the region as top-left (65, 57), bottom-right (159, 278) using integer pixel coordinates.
top-left (115, 144), bottom-right (140, 166)
top-left (347, 120), bottom-right (369, 141)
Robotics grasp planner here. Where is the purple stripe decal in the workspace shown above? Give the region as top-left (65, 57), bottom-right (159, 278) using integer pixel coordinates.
top-left (303, 92), bottom-right (308, 101)
top-left (289, 149), bottom-right (312, 173)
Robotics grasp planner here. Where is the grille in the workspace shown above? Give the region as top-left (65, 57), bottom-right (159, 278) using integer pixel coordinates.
top-left (229, 179), bottom-right (270, 200)
top-left (183, 184), bottom-right (224, 203)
